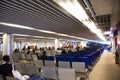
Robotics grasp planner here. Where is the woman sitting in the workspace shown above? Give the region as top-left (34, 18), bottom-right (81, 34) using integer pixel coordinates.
top-left (0, 55), bottom-right (13, 80)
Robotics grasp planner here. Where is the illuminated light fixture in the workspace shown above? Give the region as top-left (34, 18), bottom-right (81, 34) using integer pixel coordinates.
top-left (33, 36), bottom-right (55, 39)
top-left (15, 38), bottom-right (27, 39)
top-left (13, 34), bottom-right (55, 39)
top-left (119, 41), bottom-right (120, 44)
top-left (56, 33), bottom-right (69, 37)
top-left (69, 36), bottom-right (88, 41)
top-left (0, 22), bottom-right (34, 30)
top-left (13, 34), bottom-right (31, 37)
top-left (97, 41), bottom-right (111, 45)
top-left (55, 0), bottom-right (89, 21)
top-left (104, 31), bottom-right (111, 35)
top-left (53, 0), bottom-right (106, 41)
top-left (0, 32), bottom-right (4, 34)
top-left (36, 29), bottom-right (56, 34)
top-left (0, 22), bottom-right (56, 34)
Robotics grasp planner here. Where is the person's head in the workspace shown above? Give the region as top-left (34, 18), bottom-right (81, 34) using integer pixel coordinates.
top-left (3, 55), bottom-right (10, 62)
top-left (61, 49), bottom-right (66, 54)
top-left (62, 49), bottom-right (65, 52)
top-left (27, 51), bottom-right (30, 54)
top-left (14, 49), bottom-right (19, 53)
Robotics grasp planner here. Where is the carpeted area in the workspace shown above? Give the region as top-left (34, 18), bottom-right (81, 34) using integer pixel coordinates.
top-left (89, 51), bottom-right (120, 80)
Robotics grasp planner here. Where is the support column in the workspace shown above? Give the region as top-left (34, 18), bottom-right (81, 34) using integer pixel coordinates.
top-left (19, 41), bottom-right (22, 50)
top-left (112, 29), bottom-right (119, 64)
top-left (112, 29), bottom-right (118, 53)
top-left (3, 33), bottom-right (13, 55)
top-left (113, 30), bottom-right (118, 52)
top-left (54, 38), bottom-right (59, 51)
top-left (112, 38), bottom-right (116, 53)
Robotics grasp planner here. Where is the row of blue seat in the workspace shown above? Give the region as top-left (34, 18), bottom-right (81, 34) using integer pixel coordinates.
top-left (47, 48), bottom-right (104, 68)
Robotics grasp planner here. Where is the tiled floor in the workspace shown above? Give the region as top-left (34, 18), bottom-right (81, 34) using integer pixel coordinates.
top-left (89, 51), bottom-right (120, 80)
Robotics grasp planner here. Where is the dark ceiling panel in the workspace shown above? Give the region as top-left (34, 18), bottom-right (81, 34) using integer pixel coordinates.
top-left (96, 14), bottom-right (111, 31)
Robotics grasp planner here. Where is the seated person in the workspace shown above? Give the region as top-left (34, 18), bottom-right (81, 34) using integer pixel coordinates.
top-left (40, 51), bottom-right (48, 60)
top-left (14, 49), bottom-right (19, 53)
top-left (39, 51), bottom-right (48, 66)
top-left (0, 55), bottom-right (13, 80)
top-left (61, 49), bottom-right (66, 55)
top-left (32, 49), bottom-right (36, 54)
top-left (68, 50), bottom-right (73, 56)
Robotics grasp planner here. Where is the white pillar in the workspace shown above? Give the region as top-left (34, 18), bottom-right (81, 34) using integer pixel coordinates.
top-left (54, 38), bottom-right (59, 51)
top-left (112, 38), bottom-right (116, 53)
top-left (112, 29), bottom-right (118, 54)
top-left (19, 41), bottom-right (22, 50)
top-left (3, 33), bottom-right (13, 55)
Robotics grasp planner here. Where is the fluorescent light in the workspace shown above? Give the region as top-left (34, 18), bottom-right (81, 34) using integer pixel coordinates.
top-left (98, 41), bottom-right (111, 45)
top-left (0, 32), bottom-right (4, 34)
top-left (0, 22), bottom-right (56, 34)
top-left (33, 36), bottom-right (55, 39)
top-left (83, 21), bottom-right (96, 29)
top-left (15, 38), bottom-right (27, 40)
top-left (90, 28), bottom-right (101, 34)
top-left (36, 29), bottom-right (56, 34)
top-left (13, 34), bottom-right (55, 39)
top-left (13, 34), bottom-right (31, 37)
top-left (56, 0), bottom-right (89, 21)
top-left (104, 31), bottom-right (111, 35)
top-left (0, 22), bottom-right (34, 30)
top-left (56, 33), bottom-right (69, 37)
top-left (53, 0), bottom-right (106, 41)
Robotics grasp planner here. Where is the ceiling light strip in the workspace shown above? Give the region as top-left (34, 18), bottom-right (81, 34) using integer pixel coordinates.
top-left (53, 0), bottom-right (106, 41)
top-left (13, 34), bottom-right (55, 40)
top-left (38, 0), bottom-right (75, 23)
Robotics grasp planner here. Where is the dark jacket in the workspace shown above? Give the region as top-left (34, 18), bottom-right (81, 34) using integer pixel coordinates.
top-left (39, 53), bottom-right (48, 66)
top-left (40, 55), bottom-right (48, 60)
top-left (0, 63), bottom-right (13, 80)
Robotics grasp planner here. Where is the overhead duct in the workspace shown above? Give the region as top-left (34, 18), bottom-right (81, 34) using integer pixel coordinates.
top-left (83, 0), bottom-right (96, 21)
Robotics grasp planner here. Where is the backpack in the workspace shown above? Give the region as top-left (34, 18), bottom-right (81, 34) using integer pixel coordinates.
top-left (29, 74), bottom-right (47, 80)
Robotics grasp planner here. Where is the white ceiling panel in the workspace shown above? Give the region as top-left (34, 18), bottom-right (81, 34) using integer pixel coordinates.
top-left (89, 0), bottom-right (114, 16)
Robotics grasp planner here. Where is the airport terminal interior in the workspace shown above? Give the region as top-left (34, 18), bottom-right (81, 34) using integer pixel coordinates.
top-left (0, 0), bottom-right (120, 80)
